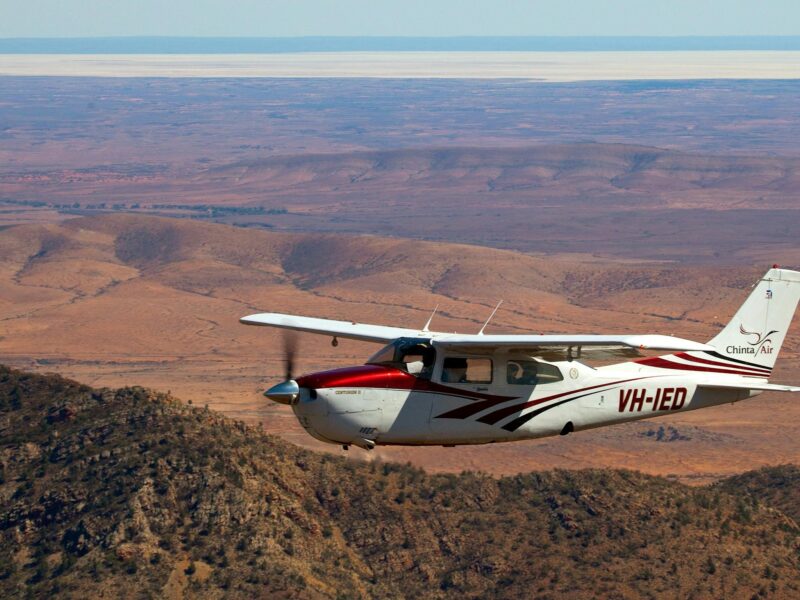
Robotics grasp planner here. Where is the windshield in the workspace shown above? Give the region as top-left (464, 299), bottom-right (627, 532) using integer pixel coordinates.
top-left (366, 337), bottom-right (435, 378)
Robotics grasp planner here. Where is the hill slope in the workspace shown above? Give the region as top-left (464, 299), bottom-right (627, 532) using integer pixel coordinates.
top-left (1, 366), bottom-right (799, 598)
top-left (717, 465), bottom-right (800, 523)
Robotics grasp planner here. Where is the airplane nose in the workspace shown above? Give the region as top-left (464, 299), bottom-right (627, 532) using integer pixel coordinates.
top-left (264, 380), bottom-right (300, 404)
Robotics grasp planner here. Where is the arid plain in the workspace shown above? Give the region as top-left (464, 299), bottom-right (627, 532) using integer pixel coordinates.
top-left (2, 76), bottom-right (800, 483)
top-left (2, 215), bottom-right (799, 484)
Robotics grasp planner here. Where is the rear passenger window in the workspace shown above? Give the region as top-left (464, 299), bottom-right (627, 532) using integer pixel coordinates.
top-left (442, 357), bottom-right (493, 384)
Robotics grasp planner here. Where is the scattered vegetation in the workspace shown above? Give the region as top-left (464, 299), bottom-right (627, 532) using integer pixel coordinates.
top-left (1, 365), bottom-right (799, 598)
top-left (0, 197), bottom-right (287, 219)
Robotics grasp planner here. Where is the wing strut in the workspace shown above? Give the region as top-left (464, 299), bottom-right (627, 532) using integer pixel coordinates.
top-left (478, 300), bottom-right (503, 335)
top-left (422, 305), bottom-right (439, 333)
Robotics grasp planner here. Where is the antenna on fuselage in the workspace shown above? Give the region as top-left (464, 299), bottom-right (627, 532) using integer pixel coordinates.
top-left (478, 300), bottom-right (503, 335)
top-left (422, 304), bottom-right (439, 333)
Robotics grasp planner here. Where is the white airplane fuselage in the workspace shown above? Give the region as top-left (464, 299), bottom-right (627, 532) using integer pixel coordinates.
top-left (250, 267), bottom-right (800, 449)
top-left (290, 352), bottom-right (758, 449)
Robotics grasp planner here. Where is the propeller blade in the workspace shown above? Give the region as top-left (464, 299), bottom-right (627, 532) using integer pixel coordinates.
top-left (283, 332), bottom-right (297, 381)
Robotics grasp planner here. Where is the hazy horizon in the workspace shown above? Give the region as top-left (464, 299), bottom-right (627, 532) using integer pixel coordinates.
top-left (3, 51), bottom-right (799, 80)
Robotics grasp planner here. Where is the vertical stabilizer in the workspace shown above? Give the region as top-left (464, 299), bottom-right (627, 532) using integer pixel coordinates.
top-left (708, 268), bottom-right (800, 370)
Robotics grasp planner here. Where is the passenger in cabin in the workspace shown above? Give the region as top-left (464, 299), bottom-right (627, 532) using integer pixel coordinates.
top-left (442, 357), bottom-right (469, 383)
top-left (507, 361), bottom-right (523, 383)
top-left (506, 360), bottom-right (540, 385)
top-left (519, 362), bottom-right (539, 385)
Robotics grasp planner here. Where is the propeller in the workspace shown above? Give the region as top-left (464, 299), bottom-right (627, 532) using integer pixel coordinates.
top-left (264, 331), bottom-right (300, 404)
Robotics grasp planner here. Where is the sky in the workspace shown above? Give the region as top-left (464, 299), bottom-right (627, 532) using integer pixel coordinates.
top-left (1, 0), bottom-right (800, 38)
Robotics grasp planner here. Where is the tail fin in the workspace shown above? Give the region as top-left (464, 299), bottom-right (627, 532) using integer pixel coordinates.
top-left (708, 267), bottom-right (800, 370)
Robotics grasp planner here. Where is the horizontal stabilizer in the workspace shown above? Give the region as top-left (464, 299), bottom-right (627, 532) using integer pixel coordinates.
top-left (698, 381), bottom-right (800, 393)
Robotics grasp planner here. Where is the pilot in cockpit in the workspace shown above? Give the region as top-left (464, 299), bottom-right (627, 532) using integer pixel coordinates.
top-left (403, 344), bottom-right (436, 380)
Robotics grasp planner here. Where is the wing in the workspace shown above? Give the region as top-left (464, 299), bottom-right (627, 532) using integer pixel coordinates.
top-left (241, 313), bottom-right (715, 358)
top-left (240, 312), bottom-right (425, 343)
top-left (431, 334), bottom-right (715, 360)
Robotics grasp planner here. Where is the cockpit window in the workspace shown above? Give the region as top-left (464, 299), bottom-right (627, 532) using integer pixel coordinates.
top-left (366, 337), bottom-right (435, 379)
top-left (506, 359), bottom-right (563, 385)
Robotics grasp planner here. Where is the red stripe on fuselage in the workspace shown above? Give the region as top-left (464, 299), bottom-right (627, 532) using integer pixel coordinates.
top-left (473, 376), bottom-right (654, 425)
top-left (297, 365), bottom-right (396, 390)
top-left (635, 357), bottom-right (768, 377)
top-left (673, 352), bottom-right (771, 375)
top-left (296, 365), bottom-right (517, 404)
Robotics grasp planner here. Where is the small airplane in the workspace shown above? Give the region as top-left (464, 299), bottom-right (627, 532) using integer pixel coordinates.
top-left (241, 267), bottom-right (800, 450)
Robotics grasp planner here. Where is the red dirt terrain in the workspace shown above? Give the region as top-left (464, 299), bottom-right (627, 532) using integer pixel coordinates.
top-left (1, 214), bottom-right (798, 484)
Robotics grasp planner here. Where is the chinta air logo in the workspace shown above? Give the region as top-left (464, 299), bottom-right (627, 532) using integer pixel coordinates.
top-left (726, 324), bottom-right (778, 356)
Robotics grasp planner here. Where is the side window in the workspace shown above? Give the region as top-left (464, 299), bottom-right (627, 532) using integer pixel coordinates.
top-left (506, 360), bottom-right (563, 385)
top-left (442, 357), bottom-right (493, 384)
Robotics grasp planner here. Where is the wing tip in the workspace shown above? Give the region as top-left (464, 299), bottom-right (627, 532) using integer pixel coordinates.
top-left (240, 313), bottom-right (267, 325)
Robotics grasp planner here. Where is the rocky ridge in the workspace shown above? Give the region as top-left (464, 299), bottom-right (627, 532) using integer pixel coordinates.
top-left (1, 365), bottom-right (799, 599)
